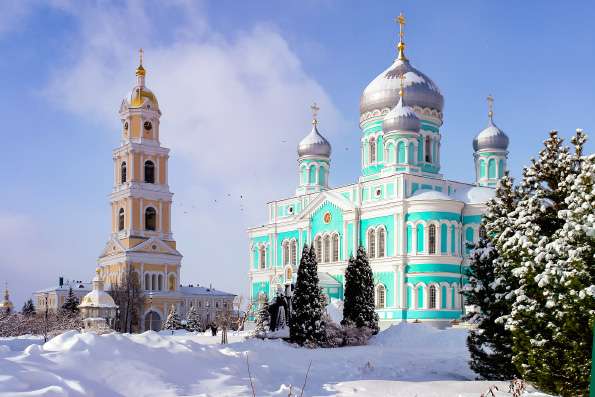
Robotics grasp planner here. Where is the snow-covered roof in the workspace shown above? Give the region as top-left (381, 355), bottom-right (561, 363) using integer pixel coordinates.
top-left (408, 189), bottom-right (454, 201)
top-left (35, 282), bottom-right (92, 294)
top-left (318, 272), bottom-right (341, 287)
top-left (179, 286), bottom-right (236, 298)
top-left (453, 186), bottom-right (495, 204)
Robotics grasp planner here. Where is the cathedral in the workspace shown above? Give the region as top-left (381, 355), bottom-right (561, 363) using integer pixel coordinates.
top-left (96, 51), bottom-right (235, 331)
top-left (247, 15), bottom-right (510, 326)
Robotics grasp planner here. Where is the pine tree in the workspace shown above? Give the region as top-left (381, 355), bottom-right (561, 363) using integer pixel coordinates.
top-left (463, 237), bottom-right (518, 380)
top-left (21, 299), bottom-right (36, 316)
top-left (290, 244), bottom-right (326, 346)
top-left (185, 306), bottom-right (202, 332)
top-left (162, 305), bottom-right (182, 334)
top-left (254, 295), bottom-right (270, 339)
top-left (342, 246), bottom-right (379, 334)
top-left (61, 287), bottom-right (79, 314)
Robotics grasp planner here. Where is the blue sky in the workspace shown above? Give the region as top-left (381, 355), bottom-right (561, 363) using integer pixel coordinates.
top-left (1, 0), bottom-right (594, 307)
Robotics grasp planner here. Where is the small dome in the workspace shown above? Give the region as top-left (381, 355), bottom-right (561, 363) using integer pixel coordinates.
top-left (79, 270), bottom-right (117, 309)
top-left (360, 58), bottom-right (443, 117)
top-left (473, 118), bottom-right (509, 152)
top-left (128, 85), bottom-right (159, 109)
top-left (298, 123), bottom-right (331, 158)
top-left (382, 97), bottom-right (420, 133)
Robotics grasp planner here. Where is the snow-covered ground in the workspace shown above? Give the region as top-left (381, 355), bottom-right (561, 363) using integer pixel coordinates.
top-left (0, 324), bottom-right (550, 396)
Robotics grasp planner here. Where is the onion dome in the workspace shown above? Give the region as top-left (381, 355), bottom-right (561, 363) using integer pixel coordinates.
top-left (473, 96), bottom-right (509, 151)
top-left (79, 269), bottom-right (117, 309)
top-left (127, 49), bottom-right (159, 109)
top-left (297, 103), bottom-right (331, 158)
top-left (382, 79), bottom-right (420, 133)
top-left (360, 14), bottom-right (443, 118)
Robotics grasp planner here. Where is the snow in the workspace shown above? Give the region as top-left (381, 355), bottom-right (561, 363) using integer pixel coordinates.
top-left (408, 189), bottom-right (454, 201)
top-left (0, 325), bottom-right (550, 396)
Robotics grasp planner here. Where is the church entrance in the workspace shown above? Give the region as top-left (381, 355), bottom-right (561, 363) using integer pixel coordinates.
top-left (144, 311), bottom-right (161, 331)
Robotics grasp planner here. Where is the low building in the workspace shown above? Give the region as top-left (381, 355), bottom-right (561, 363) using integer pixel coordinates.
top-left (33, 277), bottom-right (91, 313)
top-left (177, 285), bottom-right (236, 327)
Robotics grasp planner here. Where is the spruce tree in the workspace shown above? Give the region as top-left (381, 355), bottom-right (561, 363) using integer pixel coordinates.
top-left (463, 237), bottom-right (518, 380)
top-left (290, 244), bottom-right (326, 346)
top-left (185, 306), bottom-right (202, 332)
top-left (162, 305), bottom-right (182, 334)
top-left (21, 299), bottom-right (36, 316)
top-left (342, 246), bottom-right (379, 334)
top-left (254, 295), bottom-right (270, 338)
top-left (61, 287), bottom-right (79, 314)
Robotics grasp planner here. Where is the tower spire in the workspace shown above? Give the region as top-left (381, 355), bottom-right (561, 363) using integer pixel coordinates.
top-left (487, 94), bottom-right (494, 123)
top-left (398, 74), bottom-right (406, 99)
top-left (136, 48), bottom-right (146, 78)
top-left (396, 12), bottom-right (407, 61)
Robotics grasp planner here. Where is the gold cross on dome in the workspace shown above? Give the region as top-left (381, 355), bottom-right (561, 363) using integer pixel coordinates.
top-left (311, 102), bottom-right (320, 125)
top-left (139, 48), bottom-right (144, 66)
top-left (396, 13), bottom-right (406, 41)
top-left (487, 94), bottom-right (494, 119)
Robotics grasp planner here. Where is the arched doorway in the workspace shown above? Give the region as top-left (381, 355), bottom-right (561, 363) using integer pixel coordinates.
top-left (144, 311), bottom-right (161, 331)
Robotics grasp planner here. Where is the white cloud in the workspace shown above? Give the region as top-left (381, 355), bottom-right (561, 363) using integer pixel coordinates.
top-left (43, 1), bottom-right (345, 296)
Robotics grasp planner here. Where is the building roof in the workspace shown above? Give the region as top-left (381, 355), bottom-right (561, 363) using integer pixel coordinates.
top-left (408, 189), bottom-right (454, 202)
top-left (179, 286), bottom-right (236, 298)
top-left (454, 185), bottom-right (495, 204)
top-left (318, 272), bottom-right (342, 287)
top-left (35, 281), bottom-right (91, 294)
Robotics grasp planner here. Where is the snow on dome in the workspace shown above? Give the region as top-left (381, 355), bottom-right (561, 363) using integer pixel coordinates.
top-left (408, 189), bottom-right (454, 201)
top-left (382, 97), bottom-right (421, 133)
top-left (79, 270), bottom-right (117, 309)
top-left (360, 58), bottom-right (443, 117)
top-left (454, 185), bottom-right (495, 204)
top-left (297, 123), bottom-right (331, 158)
top-left (473, 119), bottom-right (509, 152)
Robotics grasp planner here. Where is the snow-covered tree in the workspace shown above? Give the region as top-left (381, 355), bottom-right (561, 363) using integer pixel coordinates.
top-left (254, 294), bottom-right (270, 339)
top-left (185, 306), bottom-right (201, 332)
top-left (21, 299), bottom-right (35, 316)
top-left (290, 244), bottom-right (326, 346)
top-left (463, 236), bottom-right (518, 380)
top-left (61, 287), bottom-right (79, 314)
top-left (162, 305), bottom-right (182, 334)
top-left (342, 246), bottom-right (379, 335)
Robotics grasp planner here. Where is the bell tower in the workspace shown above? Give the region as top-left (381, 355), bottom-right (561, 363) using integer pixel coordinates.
top-left (98, 50), bottom-right (182, 308)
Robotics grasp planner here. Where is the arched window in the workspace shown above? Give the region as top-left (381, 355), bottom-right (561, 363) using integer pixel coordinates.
top-left (158, 274), bottom-right (163, 291)
top-left (408, 142), bottom-right (415, 164)
top-left (369, 138), bottom-right (376, 163)
top-left (375, 285), bottom-right (386, 309)
top-left (429, 285), bottom-right (437, 309)
top-left (151, 274), bottom-right (157, 291)
top-left (377, 228), bottom-right (385, 258)
top-left (425, 136), bottom-right (431, 162)
top-left (283, 241), bottom-right (289, 265)
top-left (145, 207), bottom-right (156, 231)
top-left (118, 208), bottom-right (125, 231)
top-left (259, 245), bottom-right (266, 269)
top-left (315, 236), bottom-right (322, 262)
top-left (488, 159), bottom-right (496, 179)
top-left (318, 166), bottom-right (326, 186)
top-left (397, 141), bottom-right (406, 163)
top-left (368, 229), bottom-right (376, 258)
top-left (428, 224), bottom-right (436, 254)
top-left (144, 160), bottom-right (155, 184)
top-left (144, 274), bottom-right (150, 291)
top-left (323, 235), bottom-right (331, 263)
top-left (498, 159), bottom-right (505, 178)
top-left (290, 240), bottom-right (297, 265)
top-left (168, 274), bottom-right (176, 291)
top-left (309, 166), bottom-right (316, 185)
top-left (121, 162), bottom-right (127, 183)
top-left (479, 159), bottom-right (486, 178)
top-left (332, 234), bottom-right (339, 262)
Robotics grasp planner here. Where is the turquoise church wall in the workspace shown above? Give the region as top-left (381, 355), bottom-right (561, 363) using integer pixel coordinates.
top-left (311, 201), bottom-right (344, 260)
top-left (251, 281), bottom-right (270, 301)
top-left (374, 271), bottom-right (395, 307)
top-left (276, 230), bottom-right (300, 267)
top-left (360, 215), bottom-right (395, 256)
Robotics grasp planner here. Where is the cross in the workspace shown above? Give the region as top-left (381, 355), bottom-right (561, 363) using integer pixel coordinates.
top-left (311, 102), bottom-right (320, 125)
top-left (396, 12), bottom-right (406, 41)
top-left (487, 94), bottom-right (494, 119)
top-left (139, 48), bottom-right (144, 66)
top-left (399, 74), bottom-right (406, 97)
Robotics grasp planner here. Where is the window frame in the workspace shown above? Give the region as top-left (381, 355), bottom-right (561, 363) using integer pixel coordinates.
top-left (375, 284), bottom-right (386, 309)
top-left (428, 224), bottom-right (436, 254)
top-left (144, 160), bottom-right (155, 184)
top-left (145, 207), bottom-right (157, 231)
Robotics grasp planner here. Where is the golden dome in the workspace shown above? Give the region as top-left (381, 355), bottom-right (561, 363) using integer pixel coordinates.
top-left (0, 284), bottom-right (13, 312)
top-left (127, 48), bottom-right (159, 109)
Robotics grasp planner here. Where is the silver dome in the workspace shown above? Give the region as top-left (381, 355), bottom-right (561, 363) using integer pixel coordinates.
top-left (298, 123), bottom-right (331, 158)
top-left (360, 58), bottom-right (444, 116)
top-left (382, 97), bottom-right (420, 133)
top-left (473, 118), bottom-right (509, 151)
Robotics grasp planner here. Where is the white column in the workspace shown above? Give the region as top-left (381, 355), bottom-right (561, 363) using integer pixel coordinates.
top-left (399, 264), bottom-right (406, 309)
top-left (412, 223), bottom-right (417, 255)
top-left (393, 213), bottom-right (399, 256)
top-left (139, 197), bottom-right (144, 232)
top-left (159, 201), bottom-right (163, 233)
